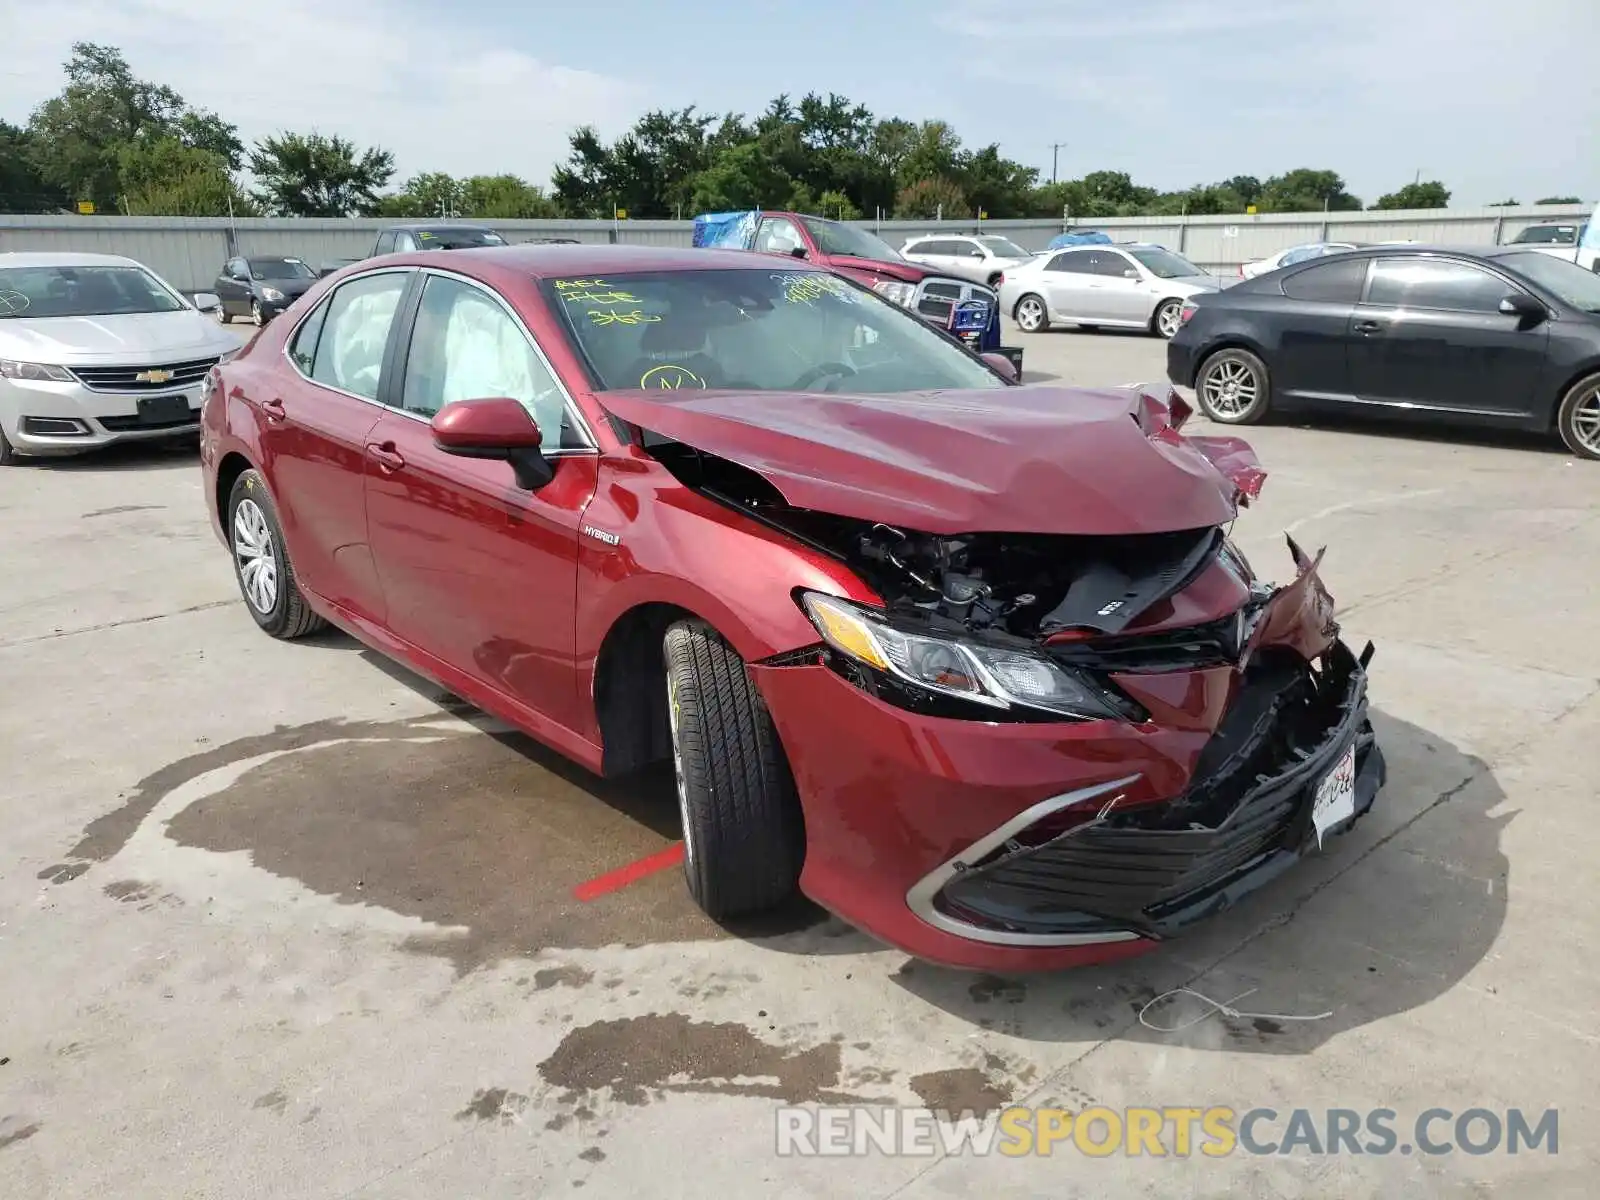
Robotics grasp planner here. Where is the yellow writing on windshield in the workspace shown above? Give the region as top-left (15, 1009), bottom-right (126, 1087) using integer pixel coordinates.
top-left (587, 309), bottom-right (662, 327)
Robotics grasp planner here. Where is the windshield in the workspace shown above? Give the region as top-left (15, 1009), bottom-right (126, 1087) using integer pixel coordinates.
top-left (546, 269), bottom-right (1006, 395)
top-left (417, 229), bottom-right (507, 249)
top-left (978, 236), bottom-right (1030, 258)
top-left (1500, 251), bottom-right (1600, 313)
top-left (1128, 247), bottom-right (1208, 279)
top-left (0, 265), bottom-right (185, 319)
top-left (249, 257), bottom-right (316, 280)
top-left (1511, 225), bottom-right (1579, 245)
top-left (797, 216), bottom-right (901, 262)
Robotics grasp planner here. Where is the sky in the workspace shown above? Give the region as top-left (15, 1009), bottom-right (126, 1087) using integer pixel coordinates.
top-left (2, 0), bottom-right (1597, 207)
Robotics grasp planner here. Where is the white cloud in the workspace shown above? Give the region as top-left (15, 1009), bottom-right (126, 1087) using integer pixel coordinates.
top-left (0, 0), bottom-right (651, 188)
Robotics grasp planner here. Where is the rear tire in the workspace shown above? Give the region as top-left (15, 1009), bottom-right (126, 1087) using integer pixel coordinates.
top-left (1152, 298), bottom-right (1184, 339)
top-left (1555, 372), bottom-right (1600, 460)
top-left (1195, 347), bottom-right (1272, 425)
top-left (663, 620), bottom-right (804, 919)
top-left (250, 299), bottom-right (264, 327)
top-left (226, 469), bottom-right (326, 639)
top-left (1014, 293), bottom-right (1050, 333)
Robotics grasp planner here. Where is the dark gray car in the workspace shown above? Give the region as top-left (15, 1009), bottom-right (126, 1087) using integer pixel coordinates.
top-left (213, 256), bottom-right (319, 325)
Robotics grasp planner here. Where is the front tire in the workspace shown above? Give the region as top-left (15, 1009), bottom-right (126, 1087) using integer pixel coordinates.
top-left (1152, 298), bottom-right (1184, 339)
top-left (1556, 372), bottom-right (1600, 460)
top-left (663, 620), bottom-right (804, 919)
top-left (250, 299), bottom-right (264, 327)
top-left (227, 469), bottom-right (326, 638)
top-left (0, 426), bottom-right (15, 467)
top-left (1196, 347), bottom-right (1272, 425)
top-left (1014, 293), bottom-right (1050, 333)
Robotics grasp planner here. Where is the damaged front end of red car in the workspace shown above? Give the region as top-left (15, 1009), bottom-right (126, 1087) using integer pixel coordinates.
top-left (604, 382), bottom-right (1385, 968)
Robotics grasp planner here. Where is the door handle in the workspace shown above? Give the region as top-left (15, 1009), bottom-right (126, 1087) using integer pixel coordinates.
top-left (366, 441), bottom-right (405, 472)
top-left (1353, 320), bottom-right (1383, 334)
top-left (260, 397), bottom-right (287, 422)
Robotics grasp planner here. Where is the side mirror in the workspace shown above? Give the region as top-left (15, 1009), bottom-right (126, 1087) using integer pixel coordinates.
top-left (193, 292), bottom-right (221, 311)
top-left (981, 352), bottom-right (1019, 383)
top-left (1123, 268), bottom-right (1141, 279)
top-left (431, 397), bottom-right (554, 490)
top-left (969, 249), bottom-right (986, 259)
top-left (1498, 293), bottom-right (1547, 322)
top-left (788, 245), bottom-right (808, 259)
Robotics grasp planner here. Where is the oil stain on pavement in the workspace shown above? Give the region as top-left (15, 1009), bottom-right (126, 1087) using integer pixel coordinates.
top-left (36, 707), bottom-right (828, 972)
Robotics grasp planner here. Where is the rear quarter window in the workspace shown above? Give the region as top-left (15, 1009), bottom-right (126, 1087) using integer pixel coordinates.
top-left (1281, 258), bottom-right (1368, 304)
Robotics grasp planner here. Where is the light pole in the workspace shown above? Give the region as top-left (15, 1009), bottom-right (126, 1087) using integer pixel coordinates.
top-left (1050, 142), bottom-right (1067, 185)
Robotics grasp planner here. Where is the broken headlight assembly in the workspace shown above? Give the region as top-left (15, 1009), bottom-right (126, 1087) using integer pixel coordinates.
top-left (799, 591), bottom-right (1127, 722)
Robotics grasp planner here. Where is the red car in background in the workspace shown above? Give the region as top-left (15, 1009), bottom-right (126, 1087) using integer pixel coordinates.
top-left (199, 244), bottom-right (1385, 971)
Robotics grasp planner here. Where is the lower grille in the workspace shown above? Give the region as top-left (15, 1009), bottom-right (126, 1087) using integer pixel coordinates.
top-left (936, 641), bottom-right (1376, 938)
top-left (98, 412), bottom-right (199, 432)
top-left (70, 357), bottom-right (219, 392)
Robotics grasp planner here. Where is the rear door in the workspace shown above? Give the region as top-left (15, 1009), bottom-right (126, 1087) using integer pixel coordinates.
top-left (1270, 256), bottom-right (1368, 404)
top-left (256, 268), bottom-right (413, 622)
top-left (1346, 257), bottom-right (1549, 418)
top-left (1039, 249), bottom-right (1097, 319)
top-left (363, 269), bottom-right (599, 732)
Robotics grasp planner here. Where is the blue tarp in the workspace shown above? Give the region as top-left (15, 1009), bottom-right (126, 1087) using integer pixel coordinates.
top-left (692, 211), bottom-right (760, 249)
top-left (1046, 230), bottom-right (1114, 249)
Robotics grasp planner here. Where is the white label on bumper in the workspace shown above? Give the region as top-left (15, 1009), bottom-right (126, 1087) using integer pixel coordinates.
top-left (1312, 744), bottom-right (1357, 848)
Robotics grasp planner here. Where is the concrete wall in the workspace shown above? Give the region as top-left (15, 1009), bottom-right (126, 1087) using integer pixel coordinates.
top-left (1, 205), bottom-right (1590, 293)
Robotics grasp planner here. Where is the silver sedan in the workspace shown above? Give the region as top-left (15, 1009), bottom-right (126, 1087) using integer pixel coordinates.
top-left (997, 243), bottom-right (1222, 338)
top-left (899, 234), bottom-right (1037, 288)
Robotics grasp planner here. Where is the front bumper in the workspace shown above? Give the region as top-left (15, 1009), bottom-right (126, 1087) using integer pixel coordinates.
top-left (1166, 336), bottom-right (1199, 388)
top-left (0, 376), bottom-right (204, 456)
top-left (752, 636), bottom-right (1382, 971)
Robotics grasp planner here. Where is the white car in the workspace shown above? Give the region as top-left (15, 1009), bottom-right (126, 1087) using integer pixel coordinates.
top-left (0, 252), bottom-right (236, 464)
top-left (998, 243), bottom-right (1222, 339)
top-left (899, 234), bottom-right (1036, 287)
top-left (1239, 242), bottom-right (1359, 279)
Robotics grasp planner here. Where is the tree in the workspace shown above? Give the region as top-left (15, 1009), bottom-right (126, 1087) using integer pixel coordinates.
top-left (249, 132), bottom-right (394, 216)
top-left (815, 189), bottom-right (861, 221)
top-left (1223, 175), bottom-right (1262, 206)
top-left (962, 145), bottom-right (1038, 219)
top-left (689, 142), bottom-right (804, 213)
top-left (895, 176), bottom-right (967, 220)
top-left (1487, 198), bottom-right (1520, 207)
top-left (461, 175), bottom-right (560, 219)
top-left (0, 121), bottom-right (65, 212)
top-left (1537, 195), bottom-right (1582, 205)
top-left (1372, 180), bottom-right (1450, 210)
top-left (25, 42), bottom-right (243, 212)
top-left (118, 137), bottom-right (255, 216)
top-left (1257, 168), bottom-right (1361, 213)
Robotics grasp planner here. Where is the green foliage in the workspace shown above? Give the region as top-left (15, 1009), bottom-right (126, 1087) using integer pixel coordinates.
top-left (381, 171), bottom-right (559, 219)
top-left (1537, 195), bottom-right (1582, 205)
top-left (896, 177), bottom-right (968, 220)
top-left (118, 137), bottom-right (256, 216)
top-left (248, 132), bottom-right (394, 217)
top-left (1372, 180), bottom-right (1450, 210)
top-left (1257, 168), bottom-right (1362, 213)
top-left (0, 121), bottom-right (65, 212)
top-left (1487, 198), bottom-right (1520, 207)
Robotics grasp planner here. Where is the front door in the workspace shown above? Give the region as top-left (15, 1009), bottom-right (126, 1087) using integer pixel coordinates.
top-left (255, 268), bottom-right (411, 623)
top-left (1084, 250), bottom-right (1149, 323)
top-left (364, 270), bottom-right (598, 732)
top-left (1347, 257), bottom-right (1549, 418)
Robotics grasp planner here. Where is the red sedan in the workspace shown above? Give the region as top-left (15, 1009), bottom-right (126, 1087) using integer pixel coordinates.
top-left (199, 245), bottom-right (1385, 971)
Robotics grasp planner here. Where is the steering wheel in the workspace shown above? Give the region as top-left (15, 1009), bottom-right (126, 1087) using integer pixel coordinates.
top-left (791, 362), bottom-right (857, 392)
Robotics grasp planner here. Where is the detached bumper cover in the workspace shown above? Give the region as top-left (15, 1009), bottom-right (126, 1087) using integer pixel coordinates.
top-left (924, 638), bottom-right (1383, 944)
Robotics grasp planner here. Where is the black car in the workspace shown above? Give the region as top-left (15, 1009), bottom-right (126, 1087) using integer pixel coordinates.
top-left (213, 256), bottom-right (319, 325)
top-left (1167, 246), bottom-right (1600, 460)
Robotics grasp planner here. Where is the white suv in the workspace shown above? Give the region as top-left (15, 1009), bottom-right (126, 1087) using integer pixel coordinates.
top-left (899, 234), bottom-right (1036, 287)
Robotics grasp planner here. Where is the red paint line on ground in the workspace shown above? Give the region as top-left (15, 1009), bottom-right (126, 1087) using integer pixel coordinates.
top-left (572, 842), bottom-right (686, 902)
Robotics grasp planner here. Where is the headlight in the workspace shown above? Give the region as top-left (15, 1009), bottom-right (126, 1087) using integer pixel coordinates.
top-left (0, 359), bottom-right (74, 382)
top-left (872, 280), bottom-right (916, 307)
top-left (800, 592), bottom-right (1124, 721)
top-left (260, 287), bottom-right (285, 302)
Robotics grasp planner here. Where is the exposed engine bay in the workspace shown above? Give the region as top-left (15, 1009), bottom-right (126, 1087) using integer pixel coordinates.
top-left (651, 440), bottom-right (1263, 646)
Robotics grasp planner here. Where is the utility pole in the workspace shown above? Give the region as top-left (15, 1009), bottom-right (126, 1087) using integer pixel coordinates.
top-left (1050, 142), bottom-right (1067, 185)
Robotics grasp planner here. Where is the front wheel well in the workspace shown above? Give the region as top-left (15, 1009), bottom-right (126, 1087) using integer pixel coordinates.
top-left (592, 601), bottom-right (697, 776)
top-left (214, 451), bottom-right (254, 527)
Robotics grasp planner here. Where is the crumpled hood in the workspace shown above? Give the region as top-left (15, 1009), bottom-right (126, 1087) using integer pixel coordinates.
top-left (0, 310), bottom-right (237, 363)
top-left (600, 384), bottom-right (1266, 536)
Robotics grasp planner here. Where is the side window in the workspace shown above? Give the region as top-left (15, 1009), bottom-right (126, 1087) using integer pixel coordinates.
top-left (1046, 251), bottom-right (1093, 273)
top-left (309, 272), bottom-right (408, 399)
top-left (374, 231), bottom-right (396, 255)
top-left (226, 257), bottom-right (247, 279)
top-left (287, 298), bottom-right (331, 375)
top-left (1281, 258), bottom-right (1368, 304)
top-left (1089, 252), bottom-right (1134, 277)
top-left (399, 274), bottom-right (579, 452)
top-left (1365, 259), bottom-right (1512, 313)
top-left (755, 216), bottom-right (805, 254)
top-left (953, 240), bottom-right (985, 259)
top-left (395, 233), bottom-right (418, 252)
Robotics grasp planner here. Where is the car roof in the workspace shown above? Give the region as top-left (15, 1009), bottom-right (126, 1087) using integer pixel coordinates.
top-left (384, 222), bottom-right (498, 232)
top-left (374, 243), bottom-right (803, 276)
top-left (0, 250), bottom-right (147, 269)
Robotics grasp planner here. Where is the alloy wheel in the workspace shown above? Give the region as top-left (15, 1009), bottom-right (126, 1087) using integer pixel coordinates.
top-left (1016, 296), bottom-right (1045, 332)
top-left (232, 498), bottom-right (278, 614)
top-left (666, 669), bottom-right (695, 870)
top-left (1201, 359), bottom-right (1259, 419)
top-left (251, 300), bottom-right (263, 327)
top-left (1572, 385), bottom-right (1600, 456)
top-left (1156, 301), bottom-right (1183, 339)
